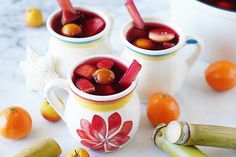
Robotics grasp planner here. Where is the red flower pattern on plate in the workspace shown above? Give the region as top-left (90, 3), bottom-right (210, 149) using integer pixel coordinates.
top-left (77, 112), bottom-right (133, 152)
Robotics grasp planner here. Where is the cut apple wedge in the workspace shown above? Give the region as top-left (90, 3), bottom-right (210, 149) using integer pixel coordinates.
top-left (76, 78), bottom-right (95, 93)
top-left (75, 64), bottom-right (97, 79)
top-left (96, 59), bottom-right (114, 69)
top-left (149, 29), bottom-right (176, 43)
top-left (125, 0), bottom-right (145, 30)
top-left (57, 0), bottom-right (80, 25)
top-left (83, 18), bottom-right (105, 36)
top-left (119, 60), bottom-right (142, 87)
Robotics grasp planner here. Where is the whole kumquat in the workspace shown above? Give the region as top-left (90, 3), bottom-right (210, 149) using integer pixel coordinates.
top-left (205, 60), bottom-right (236, 92)
top-left (147, 92), bottom-right (180, 126)
top-left (0, 106), bottom-right (32, 140)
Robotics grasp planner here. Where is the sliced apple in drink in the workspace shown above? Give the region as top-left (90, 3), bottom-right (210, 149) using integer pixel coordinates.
top-left (75, 64), bottom-right (97, 79)
top-left (119, 60), bottom-right (142, 87)
top-left (149, 29), bottom-right (176, 43)
top-left (76, 78), bottom-right (95, 94)
top-left (83, 18), bottom-right (105, 36)
top-left (96, 59), bottom-right (114, 69)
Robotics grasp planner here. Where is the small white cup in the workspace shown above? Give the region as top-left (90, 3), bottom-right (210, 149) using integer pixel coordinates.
top-left (120, 17), bottom-right (204, 103)
top-left (47, 6), bottom-right (113, 78)
top-left (43, 55), bottom-right (140, 153)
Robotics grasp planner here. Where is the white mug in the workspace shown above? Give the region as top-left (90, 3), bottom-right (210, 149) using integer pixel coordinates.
top-left (47, 6), bottom-right (113, 78)
top-left (120, 17), bottom-right (203, 103)
top-left (43, 55), bottom-right (140, 152)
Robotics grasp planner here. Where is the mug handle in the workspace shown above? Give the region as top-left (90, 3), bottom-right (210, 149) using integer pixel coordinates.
top-left (182, 36), bottom-right (204, 72)
top-left (43, 78), bottom-right (69, 120)
top-left (103, 9), bottom-right (114, 38)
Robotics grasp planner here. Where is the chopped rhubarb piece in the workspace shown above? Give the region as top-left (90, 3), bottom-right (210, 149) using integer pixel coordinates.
top-left (75, 64), bottom-right (97, 79)
top-left (56, 0), bottom-right (80, 25)
top-left (76, 78), bottom-right (95, 93)
top-left (125, 0), bottom-right (145, 30)
top-left (149, 29), bottom-right (176, 43)
top-left (163, 42), bottom-right (176, 49)
top-left (96, 59), bottom-right (114, 69)
top-left (83, 18), bottom-right (105, 36)
top-left (96, 85), bottom-right (116, 95)
top-left (57, 0), bottom-right (76, 13)
top-left (119, 60), bottom-right (142, 86)
top-left (61, 10), bottom-right (80, 25)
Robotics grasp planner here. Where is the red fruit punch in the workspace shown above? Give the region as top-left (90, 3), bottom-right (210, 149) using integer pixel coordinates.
top-left (163, 42), bottom-right (175, 49)
top-left (76, 78), bottom-right (95, 93)
top-left (57, 0), bottom-right (79, 25)
top-left (96, 85), bottom-right (116, 95)
top-left (97, 59), bottom-right (114, 69)
top-left (119, 60), bottom-right (142, 86)
top-left (215, 1), bottom-right (235, 10)
top-left (75, 64), bottom-right (97, 79)
top-left (83, 18), bottom-right (105, 36)
top-left (125, 0), bottom-right (145, 30)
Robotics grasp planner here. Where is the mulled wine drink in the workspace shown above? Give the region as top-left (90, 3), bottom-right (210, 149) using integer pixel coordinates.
top-left (51, 9), bottom-right (106, 38)
top-left (72, 57), bottom-right (141, 96)
top-left (199, 0), bottom-right (236, 11)
top-left (126, 23), bottom-right (179, 50)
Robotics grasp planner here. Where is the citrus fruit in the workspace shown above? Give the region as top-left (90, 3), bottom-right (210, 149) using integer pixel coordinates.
top-left (0, 106), bottom-right (32, 140)
top-left (147, 92), bottom-right (180, 126)
top-left (205, 60), bottom-right (236, 92)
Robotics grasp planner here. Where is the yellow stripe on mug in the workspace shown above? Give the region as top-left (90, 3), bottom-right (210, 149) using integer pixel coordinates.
top-left (128, 47), bottom-right (177, 61)
top-left (52, 37), bottom-right (103, 48)
top-left (73, 93), bottom-right (134, 112)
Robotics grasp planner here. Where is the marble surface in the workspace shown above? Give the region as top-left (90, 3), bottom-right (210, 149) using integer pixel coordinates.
top-left (0, 0), bottom-right (236, 156)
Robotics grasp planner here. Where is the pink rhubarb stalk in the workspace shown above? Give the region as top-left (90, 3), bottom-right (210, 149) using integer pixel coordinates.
top-left (125, 0), bottom-right (145, 30)
top-left (56, 0), bottom-right (79, 25)
top-left (119, 60), bottom-right (142, 86)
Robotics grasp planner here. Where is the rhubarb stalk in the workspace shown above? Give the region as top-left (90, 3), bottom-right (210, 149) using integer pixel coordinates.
top-left (119, 60), bottom-right (142, 87)
top-left (152, 124), bottom-right (207, 157)
top-left (14, 138), bottom-right (62, 157)
top-left (125, 0), bottom-right (145, 30)
top-left (166, 121), bottom-right (236, 150)
top-left (56, 0), bottom-right (80, 25)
